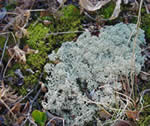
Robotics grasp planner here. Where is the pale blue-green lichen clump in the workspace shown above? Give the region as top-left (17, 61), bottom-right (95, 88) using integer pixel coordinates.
top-left (43, 23), bottom-right (145, 125)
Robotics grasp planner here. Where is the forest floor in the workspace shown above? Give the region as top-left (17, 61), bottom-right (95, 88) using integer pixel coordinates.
top-left (0, 0), bottom-right (150, 126)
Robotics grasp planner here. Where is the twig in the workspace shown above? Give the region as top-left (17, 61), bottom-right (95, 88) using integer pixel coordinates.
top-left (20, 87), bottom-right (41, 126)
top-left (0, 12), bottom-right (18, 15)
top-left (0, 32), bottom-right (11, 35)
top-left (0, 35), bottom-right (9, 80)
top-left (49, 117), bottom-right (65, 126)
top-left (15, 89), bottom-right (34, 104)
top-left (28, 118), bottom-right (38, 126)
top-left (0, 34), bottom-right (9, 64)
top-left (84, 11), bottom-right (96, 21)
top-left (144, 2), bottom-right (150, 14)
top-left (0, 98), bottom-right (17, 120)
top-left (46, 111), bottom-right (65, 125)
top-left (46, 30), bottom-right (85, 36)
top-left (140, 71), bottom-right (150, 76)
top-left (139, 89), bottom-right (150, 113)
top-left (2, 54), bottom-right (15, 79)
top-left (28, 9), bottom-right (46, 12)
top-left (130, 0), bottom-right (143, 99)
top-left (11, 32), bottom-right (17, 44)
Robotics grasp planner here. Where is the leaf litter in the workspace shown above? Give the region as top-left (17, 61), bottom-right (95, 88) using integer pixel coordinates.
top-left (0, 0), bottom-right (150, 125)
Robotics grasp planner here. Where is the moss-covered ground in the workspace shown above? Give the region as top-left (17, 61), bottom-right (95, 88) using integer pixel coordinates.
top-left (1, 1), bottom-right (150, 125)
top-left (5, 4), bottom-right (83, 95)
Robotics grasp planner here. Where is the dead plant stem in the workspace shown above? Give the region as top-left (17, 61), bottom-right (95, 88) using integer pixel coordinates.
top-left (130, 0), bottom-right (143, 100)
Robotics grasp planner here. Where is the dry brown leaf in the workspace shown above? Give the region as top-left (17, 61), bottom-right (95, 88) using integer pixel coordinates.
top-left (8, 45), bottom-right (38, 64)
top-left (0, 85), bottom-right (22, 121)
top-left (125, 110), bottom-right (139, 121)
top-left (10, 102), bottom-right (21, 114)
top-left (79, 0), bottom-right (122, 20)
top-left (14, 8), bottom-right (30, 29)
top-left (0, 87), bottom-right (22, 107)
top-left (79, 0), bottom-right (111, 11)
top-left (8, 45), bottom-right (26, 64)
top-left (3, 7), bottom-right (30, 40)
top-left (22, 101), bottom-right (30, 114)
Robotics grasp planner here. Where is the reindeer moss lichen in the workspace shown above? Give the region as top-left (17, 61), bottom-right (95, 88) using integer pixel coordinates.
top-left (43, 23), bottom-right (145, 125)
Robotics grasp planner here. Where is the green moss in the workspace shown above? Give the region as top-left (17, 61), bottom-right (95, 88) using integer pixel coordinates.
top-left (0, 36), bottom-right (6, 48)
top-left (26, 41), bottom-right (48, 70)
top-left (139, 115), bottom-right (150, 126)
top-left (0, 36), bottom-right (9, 62)
top-left (6, 4), bottom-right (82, 95)
top-left (141, 14), bottom-right (150, 40)
top-left (98, 1), bottom-right (115, 19)
top-left (5, 3), bottom-right (16, 11)
top-left (6, 23), bottom-right (50, 95)
top-left (60, 4), bottom-right (80, 21)
top-left (27, 23), bottom-right (49, 48)
top-left (19, 23), bottom-right (50, 94)
top-left (136, 81), bottom-right (150, 126)
top-left (7, 63), bottom-right (21, 76)
top-left (18, 87), bottom-right (28, 96)
top-left (47, 4), bottom-right (82, 47)
top-left (118, 6), bottom-right (150, 40)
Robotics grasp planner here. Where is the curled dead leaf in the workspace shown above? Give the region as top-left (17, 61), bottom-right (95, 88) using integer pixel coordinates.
top-left (0, 85), bottom-right (22, 111)
top-left (79, 0), bottom-right (111, 11)
top-left (22, 101), bottom-right (30, 114)
top-left (8, 45), bottom-right (38, 64)
top-left (10, 102), bottom-right (21, 114)
top-left (8, 45), bottom-right (26, 64)
top-left (110, 0), bottom-right (122, 20)
top-left (79, 0), bottom-right (124, 20)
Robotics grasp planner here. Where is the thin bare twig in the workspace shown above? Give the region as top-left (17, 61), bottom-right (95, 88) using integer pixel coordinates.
top-left (0, 35), bottom-right (9, 64)
top-left (49, 117), bottom-right (65, 126)
top-left (139, 89), bottom-right (150, 113)
top-left (130, 0), bottom-right (143, 99)
top-left (2, 54), bottom-right (15, 79)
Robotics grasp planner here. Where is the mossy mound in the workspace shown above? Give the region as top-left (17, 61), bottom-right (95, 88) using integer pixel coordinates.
top-left (47, 4), bottom-right (82, 49)
top-left (141, 14), bottom-right (150, 41)
top-left (6, 4), bottom-right (82, 95)
top-left (98, 1), bottom-right (115, 19)
top-left (0, 36), bottom-right (6, 48)
top-left (137, 81), bottom-right (150, 126)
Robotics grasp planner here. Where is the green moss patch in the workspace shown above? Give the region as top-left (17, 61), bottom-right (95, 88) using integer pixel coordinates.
top-left (6, 4), bottom-right (82, 95)
top-left (98, 1), bottom-right (115, 19)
